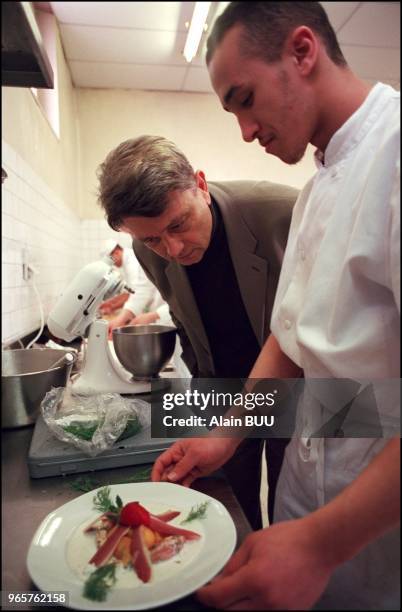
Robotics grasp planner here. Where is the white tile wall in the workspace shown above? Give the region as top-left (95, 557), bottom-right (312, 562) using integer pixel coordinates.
top-left (2, 140), bottom-right (133, 345)
top-left (2, 141), bottom-right (81, 344)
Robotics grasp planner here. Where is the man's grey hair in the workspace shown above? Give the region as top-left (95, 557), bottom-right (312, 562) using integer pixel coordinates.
top-left (97, 135), bottom-right (197, 230)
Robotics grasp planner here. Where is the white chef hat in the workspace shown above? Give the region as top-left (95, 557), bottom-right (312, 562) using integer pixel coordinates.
top-left (100, 238), bottom-right (121, 259)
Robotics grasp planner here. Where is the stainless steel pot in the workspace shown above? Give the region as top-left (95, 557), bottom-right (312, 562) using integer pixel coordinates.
top-left (1, 348), bottom-right (74, 428)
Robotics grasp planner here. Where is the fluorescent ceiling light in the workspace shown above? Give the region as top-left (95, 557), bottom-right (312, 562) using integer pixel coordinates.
top-left (183, 2), bottom-right (211, 63)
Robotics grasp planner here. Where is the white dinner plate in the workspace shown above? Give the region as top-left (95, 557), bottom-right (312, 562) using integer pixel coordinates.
top-left (27, 482), bottom-right (237, 610)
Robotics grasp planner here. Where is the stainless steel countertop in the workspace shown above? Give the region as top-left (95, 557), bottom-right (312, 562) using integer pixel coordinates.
top-left (1, 425), bottom-right (252, 610)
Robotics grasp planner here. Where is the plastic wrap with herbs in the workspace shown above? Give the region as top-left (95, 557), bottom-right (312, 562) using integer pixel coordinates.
top-left (40, 385), bottom-right (151, 456)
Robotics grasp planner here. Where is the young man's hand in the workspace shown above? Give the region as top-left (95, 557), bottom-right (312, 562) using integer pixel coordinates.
top-left (197, 516), bottom-right (333, 610)
top-left (151, 437), bottom-right (239, 487)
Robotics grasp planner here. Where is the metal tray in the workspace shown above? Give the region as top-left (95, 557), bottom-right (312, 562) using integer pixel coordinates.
top-left (28, 414), bottom-right (176, 478)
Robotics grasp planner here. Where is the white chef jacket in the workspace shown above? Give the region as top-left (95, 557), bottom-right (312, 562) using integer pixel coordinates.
top-left (120, 249), bottom-right (173, 325)
top-left (271, 83), bottom-right (400, 610)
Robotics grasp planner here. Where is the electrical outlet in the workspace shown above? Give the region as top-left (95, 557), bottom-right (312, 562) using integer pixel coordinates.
top-left (22, 249), bottom-right (32, 281)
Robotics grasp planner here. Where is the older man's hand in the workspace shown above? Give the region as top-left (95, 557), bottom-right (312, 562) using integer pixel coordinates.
top-left (197, 516), bottom-right (334, 610)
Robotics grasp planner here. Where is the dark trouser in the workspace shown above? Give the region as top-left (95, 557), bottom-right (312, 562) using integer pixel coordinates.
top-left (265, 437), bottom-right (291, 524)
top-left (221, 437), bottom-right (264, 531)
top-left (221, 437), bottom-right (290, 529)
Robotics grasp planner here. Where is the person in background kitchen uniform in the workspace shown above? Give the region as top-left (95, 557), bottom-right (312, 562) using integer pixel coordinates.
top-left (99, 239), bottom-right (135, 314)
top-left (99, 239), bottom-right (172, 329)
top-left (97, 134), bottom-right (299, 530)
top-left (150, 2), bottom-right (400, 610)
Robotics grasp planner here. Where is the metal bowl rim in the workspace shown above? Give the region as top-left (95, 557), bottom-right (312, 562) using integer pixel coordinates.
top-left (112, 325), bottom-right (177, 336)
top-left (1, 348), bottom-right (76, 378)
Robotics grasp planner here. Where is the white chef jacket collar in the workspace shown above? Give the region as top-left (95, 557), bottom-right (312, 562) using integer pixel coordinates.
top-left (313, 82), bottom-right (390, 169)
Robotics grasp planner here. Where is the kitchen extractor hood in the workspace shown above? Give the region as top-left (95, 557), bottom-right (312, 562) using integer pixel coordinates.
top-left (2, 1), bottom-right (53, 88)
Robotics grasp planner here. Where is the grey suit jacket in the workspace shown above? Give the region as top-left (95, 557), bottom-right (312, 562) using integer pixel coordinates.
top-left (132, 180), bottom-right (298, 376)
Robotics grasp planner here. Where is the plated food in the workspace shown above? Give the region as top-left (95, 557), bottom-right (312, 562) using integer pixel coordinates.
top-left (82, 487), bottom-right (207, 601)
top-left (27, 482), bottom-right (237, 610)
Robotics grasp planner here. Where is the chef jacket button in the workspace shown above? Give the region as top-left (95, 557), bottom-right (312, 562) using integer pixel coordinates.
top-left (284, 319), bottom-right (292, 330)
top-left (300, 438), bottom-right (311, 461)
top-left (302, 447), bottom-right (310, 460)
top-left (331, 169), bottom-right (338, 178)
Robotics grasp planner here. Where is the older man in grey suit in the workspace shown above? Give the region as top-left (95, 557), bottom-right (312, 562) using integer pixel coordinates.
top-left (97, 135), bottom-right (298, 529)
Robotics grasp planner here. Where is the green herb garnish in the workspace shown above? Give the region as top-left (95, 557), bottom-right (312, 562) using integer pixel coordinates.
top-left (62, 415), bottom-right (141, 442)
top-left (93, 486), bottom-right (123, 514)
top-left (83, 563), bottom-right (117, 602)
top-left (118, 416), bottom-right (142, 440)
top-left (69, 467), bottom-right (153, 494)
top-left (181, 501), bottom-right (209, 523)
top-left (120, 467), bottom-right (152, 483)
top-left (70, 476), bottom-right (101, 493)
top-left (63, 423), bottom-right (98, 440)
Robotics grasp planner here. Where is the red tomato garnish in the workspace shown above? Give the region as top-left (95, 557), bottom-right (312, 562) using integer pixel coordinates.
top-left (119, 502), bottom-right (151, 527)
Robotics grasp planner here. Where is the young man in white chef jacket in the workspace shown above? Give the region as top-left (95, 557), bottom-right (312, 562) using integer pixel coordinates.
top-left (152, 2), bottom-right (400, 610)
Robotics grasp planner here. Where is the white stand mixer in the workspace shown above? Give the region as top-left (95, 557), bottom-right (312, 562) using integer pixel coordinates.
top-left (73, 319), bottom-right (150, 394)
top-left (47, 259), bottom-right (163, 395)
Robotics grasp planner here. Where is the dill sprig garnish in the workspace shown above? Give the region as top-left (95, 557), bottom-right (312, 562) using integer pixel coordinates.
top-left (181, 501), bottom-right (209, 523)
top-left (122, 467), bottom-right (152, 482)
top-left (69, 467), bottom-right (152, 493)
top-left (69, 476), bottom-right (101, 493)
top-left (93, 486), bottom-right (123, 514)
top-left (83, 563), bottom-right (117, 602)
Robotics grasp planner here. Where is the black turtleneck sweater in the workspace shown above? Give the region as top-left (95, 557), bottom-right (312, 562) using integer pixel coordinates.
top-left (185, 198), bottom-right (260, 378)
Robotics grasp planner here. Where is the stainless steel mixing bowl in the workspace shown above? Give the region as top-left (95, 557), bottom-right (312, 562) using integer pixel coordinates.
top-left (112, 325), bottom-right (176, 379)
top-left (1, 348), bottom-right (75, 428)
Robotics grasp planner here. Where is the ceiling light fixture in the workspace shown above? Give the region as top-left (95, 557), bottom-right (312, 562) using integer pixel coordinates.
top-left (183, 2), bottom-right (211, 63)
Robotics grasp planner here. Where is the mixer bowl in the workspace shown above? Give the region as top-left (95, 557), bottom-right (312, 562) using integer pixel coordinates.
top-left (112, 325), bottom-right (176, 379)
top-left (2, 348), bottom-right (75, 428)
